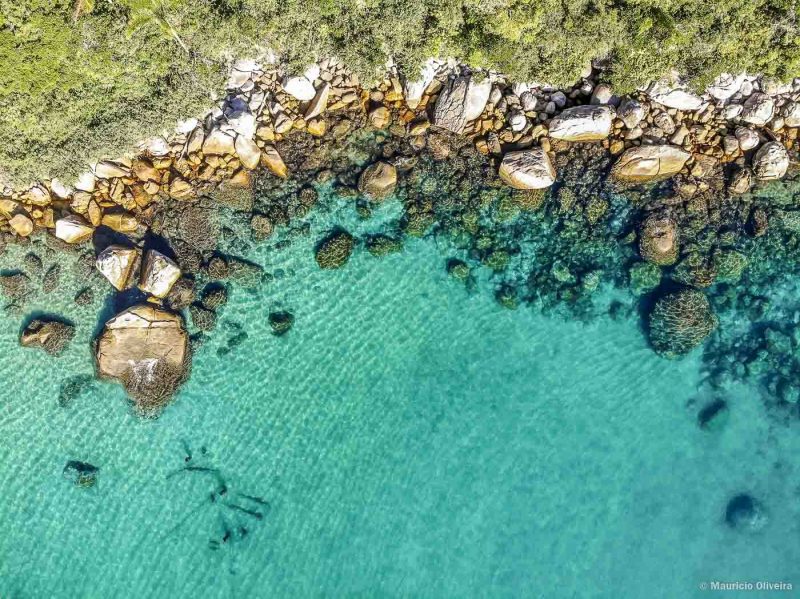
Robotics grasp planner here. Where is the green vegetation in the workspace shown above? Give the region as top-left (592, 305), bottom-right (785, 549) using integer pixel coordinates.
top-left (2, 0), bottom-right (800, 184)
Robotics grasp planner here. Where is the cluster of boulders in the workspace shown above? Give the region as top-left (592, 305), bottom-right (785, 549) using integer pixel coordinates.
top-left (3, 54), bottom-right (800, 406)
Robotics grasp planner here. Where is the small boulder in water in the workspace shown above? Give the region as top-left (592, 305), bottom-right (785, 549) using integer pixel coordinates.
top-left (725, 494), bottom-right (768, 533)
top-left (268, 311), bottom-right (295, 336)
top-left (63, 460), bottom-right (99, 488)
top-left (315, 231), bottom-right (354, 269)
top-left (697, 398), bottom-right (729, 431)
top-left (20, 318), bottom-right (75, 356)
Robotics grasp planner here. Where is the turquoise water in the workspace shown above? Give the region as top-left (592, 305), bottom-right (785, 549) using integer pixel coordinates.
top-left (2, 189), bottom-right (800, 598)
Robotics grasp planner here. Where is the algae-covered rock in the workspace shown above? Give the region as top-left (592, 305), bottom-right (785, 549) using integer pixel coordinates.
top-left (62, 460), bottom-right (99, 488)
top-left (268, 311), bottom-right (295, 336)
top-left (315, 231), bottom-right (354, 269)
top-left (190, 304), bottom-right (217, 332)
top-left (447, 259), bottom-right (470, 281)
top-left (20, 318), bottom-right (75, 356)
top-left (365, 235), bottom-right (403, 257)
top-left (649, 289), bottom-right (718, 358)
top-left (629, 261), bottom-right (661, 295)
top-left (725, 494), bottom-right (768, 533)
top-left (201, 284), bottom-right (228, 310)
top-left (639, 215), bottom-right (679, 265)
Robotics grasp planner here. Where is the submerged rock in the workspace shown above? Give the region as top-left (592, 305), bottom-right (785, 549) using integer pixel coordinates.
top-left (697, 398), bottom-right (729, 431)
top-left (639, 215), bottom-right (679, 265)
top-left (548, 105), bottom-right (614, 141)
top-left (499, 149), bottom-right (556, 190)
top-left (725, 494), bottom-right (768, 533)
top-left (315, 231), bottom-right (355, 269)
top-left (20, 318), bottom-right (75, 356)
top-left (358, 161), bottom-right (397, 200)
top-left (649, 289), bottom-right (718, 358)
top-left (612, 145), bottom-right (690, 182)
top-left (95, 304), bottom-right (189, 416)
top-left (62, 460), bottom-right (99, 488)
top-left (268, 311), bottom-right (295, 336)
top-left (58, 374), bottom-right (95, 408)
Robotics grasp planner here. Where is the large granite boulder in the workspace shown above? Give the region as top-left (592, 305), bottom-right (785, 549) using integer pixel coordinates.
top-left (499, 149), bottom-right (556, 190)
top-left (95, 305), bottom-right (189, 415)
top-left (202, 129), bottom-right (236, 156)
top-left (753, 142), bottom-right (789, 181)
top-left (234, 135), bottom-right (261, 170)
top-left (139, 250), bottom-right (181, 298)
top-left (96, 245), bottom-right (138, 290)
top-left (548, 105), bottom-right (614, 141)
top-left (433, 76), bottom-right (470, 134)
top-left (612, 145), bottom-right (690, 182)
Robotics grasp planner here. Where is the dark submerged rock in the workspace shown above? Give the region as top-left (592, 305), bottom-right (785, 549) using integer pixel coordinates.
top-left (63, 460), bottom-right (99, 488)
top-left (268, 311), bottom-right (295, 336)
top-left (725, 494), bottom-right (768, 533)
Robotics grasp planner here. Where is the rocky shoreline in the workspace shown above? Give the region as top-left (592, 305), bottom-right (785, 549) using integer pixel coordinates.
top-left (2, 57), bottom-right (799, 414)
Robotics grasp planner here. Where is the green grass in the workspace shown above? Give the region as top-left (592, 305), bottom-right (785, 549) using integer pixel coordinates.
top-left (1, 0), bottom-right (799, 185)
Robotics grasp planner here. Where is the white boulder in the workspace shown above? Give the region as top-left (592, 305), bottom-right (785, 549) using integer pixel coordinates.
top-left (734, 127), bottom-right (760, 151)
top-left (753, 142), bottom-right (789, 181)
top-left (281, 76), bottom-right (316, 101)
top-left (740, 93), bottom-right (775, 126)
top-left (96, 245), bottom-right (138, 290)
top-left (647, 83), bottom-right (704, 111)
top-left (548, 105), bottom-right (614, 141)
top-left (499, 148), bottom-right (556, 190)
top-left (706, 73), bottom-right (745, 101)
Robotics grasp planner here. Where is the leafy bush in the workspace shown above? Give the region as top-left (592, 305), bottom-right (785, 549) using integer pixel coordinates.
top-left (2, 0), bottom-right (799, 184)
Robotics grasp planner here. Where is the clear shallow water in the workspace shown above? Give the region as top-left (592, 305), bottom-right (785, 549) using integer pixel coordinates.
top-left (1, 196), bottom-right (800, 598)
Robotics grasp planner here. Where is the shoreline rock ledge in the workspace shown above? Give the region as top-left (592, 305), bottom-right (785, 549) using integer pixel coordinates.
top-left (95, 304), bottom-right (189, 415)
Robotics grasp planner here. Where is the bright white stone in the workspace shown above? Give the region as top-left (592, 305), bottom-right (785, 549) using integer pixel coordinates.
top-left (548, 105), bottom-right (614, 141)
top-left (139, 250), bottom-right (181, 299)
top-left (753, 142), bottom-right (789, 181)
top-left (55, 215), bottom-right (93, 244)
top-left (281, 76), bottom-right (316, 101)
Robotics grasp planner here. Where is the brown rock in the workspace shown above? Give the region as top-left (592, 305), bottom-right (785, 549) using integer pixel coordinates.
top-left (95, 304), bottom-right (189, 415)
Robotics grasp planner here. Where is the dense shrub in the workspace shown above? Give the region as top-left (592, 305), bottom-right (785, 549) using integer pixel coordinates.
top-left (2, 0), bottom-right (800, 183)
